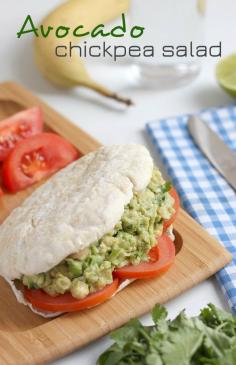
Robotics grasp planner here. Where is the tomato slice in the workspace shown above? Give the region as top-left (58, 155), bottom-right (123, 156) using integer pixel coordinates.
top-left (24, 278), bottom-right (119, 313)
top-left (0, 107), bottom-right (43, 161)
top-left (114, 234), bottom-right (175, 279)
top-left (2, 132), bottom-right (79, 192)
top-left (163, 188), bottom-right (180, 230)
top-left (0, 187), bottom-right (3, 197)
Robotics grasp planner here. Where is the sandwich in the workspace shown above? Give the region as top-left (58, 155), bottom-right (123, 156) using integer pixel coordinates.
top-left (0, 144), bottom-right (179, 317)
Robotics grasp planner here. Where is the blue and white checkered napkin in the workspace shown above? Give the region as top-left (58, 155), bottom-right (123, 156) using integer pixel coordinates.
top-left (146, 105), bottom-right (236, 313)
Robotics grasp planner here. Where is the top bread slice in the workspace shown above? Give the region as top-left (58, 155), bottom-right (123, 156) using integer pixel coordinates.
top-left (0, 144), bottom-right (153, 280)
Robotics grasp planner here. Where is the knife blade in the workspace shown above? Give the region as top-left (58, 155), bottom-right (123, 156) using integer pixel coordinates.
top-left (188, 116), bottom-right (236, 190)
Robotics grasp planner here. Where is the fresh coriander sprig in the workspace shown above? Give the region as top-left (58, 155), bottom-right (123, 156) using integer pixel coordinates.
top-left (97, 304), bottom-right (236, 365)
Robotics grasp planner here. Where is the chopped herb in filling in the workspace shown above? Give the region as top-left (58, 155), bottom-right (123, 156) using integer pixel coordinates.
top-left (22, 168), bottom-right (175, 299)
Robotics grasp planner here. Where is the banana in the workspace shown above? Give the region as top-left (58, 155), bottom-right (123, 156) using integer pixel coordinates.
top-left (34, 0), bottom-right (132, 105)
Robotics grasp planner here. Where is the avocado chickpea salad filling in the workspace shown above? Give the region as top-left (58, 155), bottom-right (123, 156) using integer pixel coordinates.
top-left (22, 168), bottom-right (175, 300)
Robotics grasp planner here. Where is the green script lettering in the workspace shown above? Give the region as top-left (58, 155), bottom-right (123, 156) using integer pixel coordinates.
top-left (111, 13), bottom-right (126, 37)
top-left (91, 24), bottom-right (110, 38)
top-left (56, 26), bottom-right (70, 38)
top-left (17, 15), bottom-right (39, 38)
top-left (131, 26), bottom-right (145, 38)
top-left (73, 25), bottom-right (90, 37)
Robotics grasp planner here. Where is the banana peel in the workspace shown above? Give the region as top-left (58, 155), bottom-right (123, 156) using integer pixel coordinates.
top-left (34, 0), bottom-right (132, 105)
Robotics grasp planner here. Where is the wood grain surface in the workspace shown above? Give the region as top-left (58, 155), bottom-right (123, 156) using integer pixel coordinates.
top-left (0, 82), bottom-right (232, 365)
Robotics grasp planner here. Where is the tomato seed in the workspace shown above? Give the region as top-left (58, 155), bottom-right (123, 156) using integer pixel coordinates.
top-left (21, 149), bottom-right (46, 177)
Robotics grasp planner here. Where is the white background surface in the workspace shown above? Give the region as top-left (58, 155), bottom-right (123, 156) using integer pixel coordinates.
top-left (0, 1), bottom-right (235, 364)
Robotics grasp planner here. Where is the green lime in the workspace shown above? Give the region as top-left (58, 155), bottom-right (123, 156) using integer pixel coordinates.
top-left (216, 54), bottom-right (236, 98)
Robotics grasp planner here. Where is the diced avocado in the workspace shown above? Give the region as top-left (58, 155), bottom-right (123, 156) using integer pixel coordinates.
top-left (22, 274), bottom-right (45, 289)
top-left (66, 259), bottom-right (83, 277)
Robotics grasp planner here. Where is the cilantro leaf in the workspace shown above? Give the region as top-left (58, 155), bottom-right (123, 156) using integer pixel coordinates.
top-left (161, 326), bottom-right (203, 365)
top-left (111, 318), bottom-right (143, 346)
top-left (161, 182), bottom-right (172, 194)
top-left (97, 304), bottom-right (236, 365)
top-left (152, 304), bottom-right (168, 324)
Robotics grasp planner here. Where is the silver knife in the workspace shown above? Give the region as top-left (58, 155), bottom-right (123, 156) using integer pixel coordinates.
top-left (188, 116), bottom-right (236, 190)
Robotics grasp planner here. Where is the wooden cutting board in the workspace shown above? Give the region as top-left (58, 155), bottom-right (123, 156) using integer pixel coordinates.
top-left (0, 82), bottom-right (232, 365)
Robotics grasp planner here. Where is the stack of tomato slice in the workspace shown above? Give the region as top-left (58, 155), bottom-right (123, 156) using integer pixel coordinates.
top-left (0, 107), bottom-right (79, 193)
top-left (25, 189), bottom-right (180, 313)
